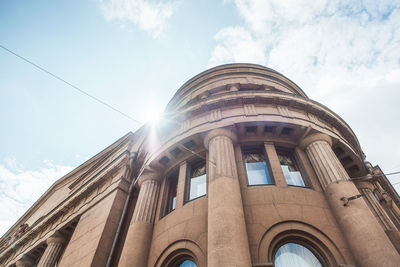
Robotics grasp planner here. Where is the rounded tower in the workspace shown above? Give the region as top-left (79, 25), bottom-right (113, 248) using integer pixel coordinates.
top-left (118, 64), bottom-right (400, 267)
top-left (3, 64), bottom-right (400, 267)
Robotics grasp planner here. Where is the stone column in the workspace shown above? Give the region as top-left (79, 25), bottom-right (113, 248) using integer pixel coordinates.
top-left (300, 133), bottom-right (400, 267)
top-left (37, 233), bottom-right (67, 267)
top-left (204, 128), bottom-right (252, 267)
top-left (118, 170), bottom-right (160, 267)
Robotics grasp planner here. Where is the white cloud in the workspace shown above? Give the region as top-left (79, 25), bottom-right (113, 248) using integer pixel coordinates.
top-left (0, 158), bottom-right (73, 236)
top-left (100, 0), bottom-right (177, 38)
top-left (209, 0), bottom-right (400, 189)
top-left (209, 27), bottom-right (267, 66)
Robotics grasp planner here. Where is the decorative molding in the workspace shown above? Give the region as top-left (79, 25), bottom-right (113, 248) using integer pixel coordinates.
top-left (277, 106), bottom-right (290, 117)
top-left (0, 151), bottom-right (132, 265)
top-left (172, 92), bottom-right (363, 159)
top-left (244, 104), bottom-right (257, 116)
top-left (208, 109), bottom-right (222, 122)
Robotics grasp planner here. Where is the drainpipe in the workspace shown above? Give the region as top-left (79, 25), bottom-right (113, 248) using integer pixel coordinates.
top-left (106, 151), bottom-right (142, 267)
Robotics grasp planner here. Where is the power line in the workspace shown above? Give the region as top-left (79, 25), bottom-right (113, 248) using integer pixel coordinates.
top-left (384, 171), bottom-right (400, 186)
top-left (0, 44), bottom-right (143, 125)
top-left (353, 171), bottom-right (400, 180)
top-left (0, 44), bottom-right (211, 164)
top-left (384, 171), bottom-right (400, 177)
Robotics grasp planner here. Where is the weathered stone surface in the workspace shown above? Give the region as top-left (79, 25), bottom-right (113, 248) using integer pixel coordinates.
top-left (2, 64), bottom-right (400, 267)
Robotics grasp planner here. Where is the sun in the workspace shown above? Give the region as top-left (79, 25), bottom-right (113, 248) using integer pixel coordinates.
top-left (144, 102), bottom-right (163, 125)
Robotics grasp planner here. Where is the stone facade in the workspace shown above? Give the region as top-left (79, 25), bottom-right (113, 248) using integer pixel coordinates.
top-left (1, 63), bottom-right (400, 267)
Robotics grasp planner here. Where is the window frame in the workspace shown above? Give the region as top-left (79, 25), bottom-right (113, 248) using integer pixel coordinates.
top-left (273, 240), bottom-right (327, 267)
top-left (170, 257), bottom-right (198, 267)
top-left (276, 146), bottom-right (310, 188)
top-left (160, 170), bottom-right (179, 218)
top-left (185, 159), bottom-right (207, 203)
top-left (242, 145), bottom-right (275, 187)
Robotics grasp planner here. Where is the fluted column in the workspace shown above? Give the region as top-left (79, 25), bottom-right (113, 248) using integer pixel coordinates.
top-left (301, 133), bottom-right (400, 267)
top-left (118, 170), bottom-right (161, 267)
top-left (37, 233), bottom-right (66, 267)
top-left (204, 128), bottom-right (252, 267)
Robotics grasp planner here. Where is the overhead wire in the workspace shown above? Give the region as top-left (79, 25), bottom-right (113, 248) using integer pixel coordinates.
top-left (5, 44), bottom-right (400, 178)
top-left (0, 44), bottom-right (212, 164)
top-left (0, 44), bottom-right (143, 125)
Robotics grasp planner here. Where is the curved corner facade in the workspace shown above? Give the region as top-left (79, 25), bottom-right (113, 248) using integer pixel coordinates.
top-left (2, 64), bottom-right (400, 267)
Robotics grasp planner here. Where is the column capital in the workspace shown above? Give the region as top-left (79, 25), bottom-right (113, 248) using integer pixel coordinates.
top-left (299, 133), bottom-right (332, 150)
top-left (47, 232), bottom-right (67, 245)
top-left (137, 169), bottom-right (161, 187)
top-left (203, 128), bottom-right (238, 150)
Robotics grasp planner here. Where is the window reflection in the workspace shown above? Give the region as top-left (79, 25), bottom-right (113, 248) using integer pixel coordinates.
top-left (188, 161), bottom-right (206, 200)
top-left (243, 149), bottom-right (273, 185)
top-left (277, 149), bottom-right (306, 187)
top-left (274, 243), bottom-right (322, 267)
top-left (178, 259), bottom-right (197, 267)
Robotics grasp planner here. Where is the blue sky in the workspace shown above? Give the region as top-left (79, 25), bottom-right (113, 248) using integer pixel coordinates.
top-left (1, 0), bottom-right (400, 235)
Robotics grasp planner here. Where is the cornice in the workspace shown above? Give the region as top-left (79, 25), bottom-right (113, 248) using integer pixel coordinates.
top-left (163, 91), bottom-right (363, 160)
top-left (166, 63), bottom-right (307, 111)
top-left (0, 150), bottom-right (133, 264)
top-left (0, 133), bottom-right (135, 244)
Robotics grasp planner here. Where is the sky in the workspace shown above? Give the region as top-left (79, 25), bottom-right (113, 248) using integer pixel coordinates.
top-left (0, 0), bottom-right (399, 236)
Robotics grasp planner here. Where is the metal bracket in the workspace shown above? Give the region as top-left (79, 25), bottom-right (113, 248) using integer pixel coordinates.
top-left (340, 194), bottom-right (363, 206)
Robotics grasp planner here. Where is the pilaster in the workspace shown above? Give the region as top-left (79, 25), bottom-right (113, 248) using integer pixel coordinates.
top-left (118, 170), bottom-right (161, 267)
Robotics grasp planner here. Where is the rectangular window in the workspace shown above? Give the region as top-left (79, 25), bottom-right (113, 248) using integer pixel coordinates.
top-left (162, 172), bottom-right (178, 217)
top-left (276, 148), bottom-right (307, 187)
top-left (243, 147), bottom-right (273, 185)
top-left (187, 160), bottom-right (206, 201)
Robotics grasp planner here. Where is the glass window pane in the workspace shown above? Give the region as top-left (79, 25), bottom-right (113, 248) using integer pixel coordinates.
top-left (163, 173), bottom-right (178, 216)
top-left (246, 162), bottom-right (272, 185)
top-left (244, 151), bottom-right (272, 185)
top-left (171, 196), bottom-right (176, 211)
top-left (179, 260), bottom-right (197, 267)
top-left (278, 151), bottom-right (305, 187)
top-left (274, 243), bottom-right (322, 267)
top-left (189, 174), bottom-right (206, 200)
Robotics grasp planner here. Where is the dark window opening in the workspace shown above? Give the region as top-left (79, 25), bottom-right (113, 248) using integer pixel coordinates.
top-left (183, 140), bottom-right (196, 149)
top-left (245, 125), bottom-right (257, 134)
top-left (333, 146), bottom-right (345, 156)
top-left (162, 172), bottom-right (178, 217)
top-left (264, 125), bottom-right (276, 134)
top-left (170, 147), bottom-right (182, 158)
top-left (159, 156), bottom-right (170, 165)
top-left (281, 127), bottom-right (294, 136)
top-left (348, 165), bottom-right (360, 173)
top-left (341, 156), bottom-right (353, 165)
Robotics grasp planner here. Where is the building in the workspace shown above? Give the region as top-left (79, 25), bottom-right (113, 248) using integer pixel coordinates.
top-left (1, 63), bottom-right (400, 267)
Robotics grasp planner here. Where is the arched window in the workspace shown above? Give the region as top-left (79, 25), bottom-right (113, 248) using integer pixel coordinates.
top-left (170, 258), bottom-right (197, 267)
top-left (274, 242), bottom-right (323, 267)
